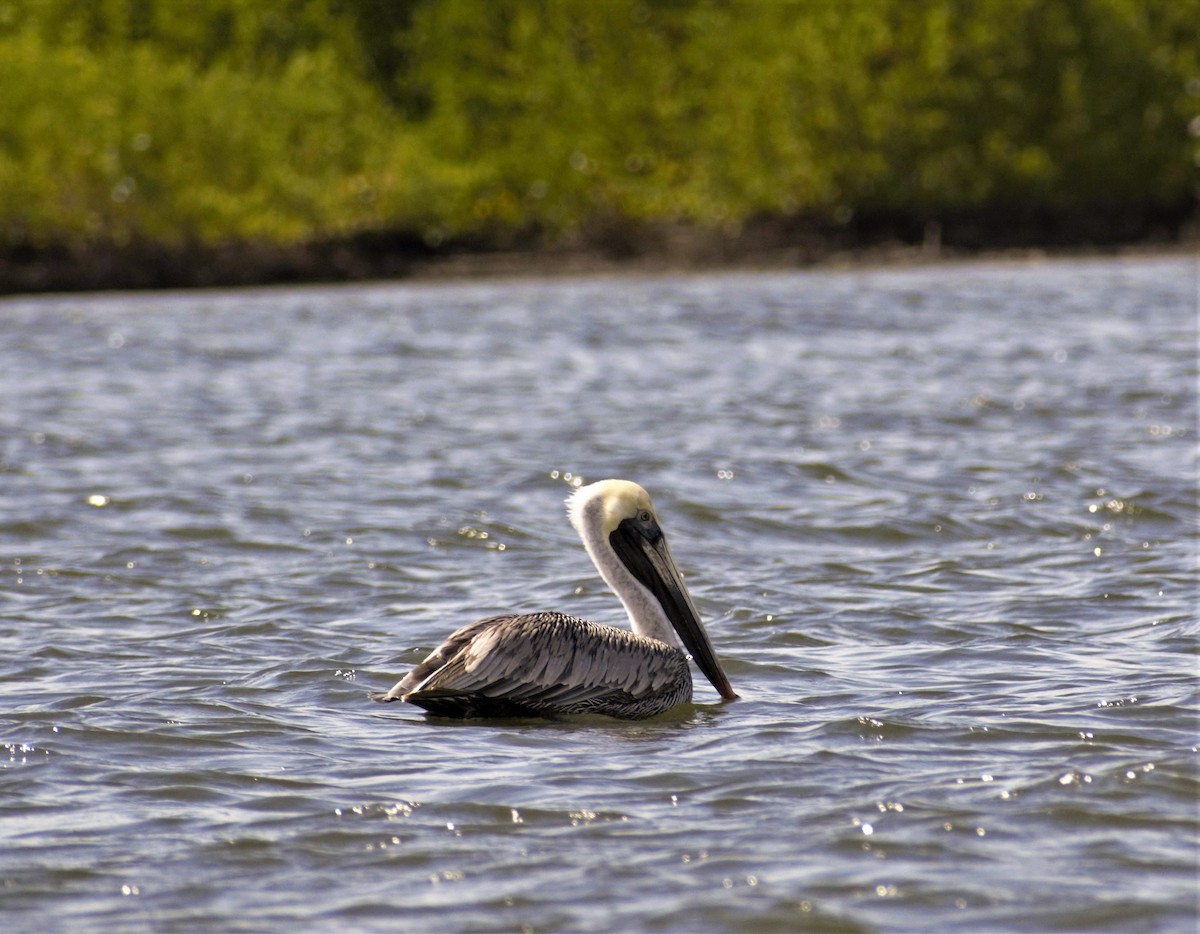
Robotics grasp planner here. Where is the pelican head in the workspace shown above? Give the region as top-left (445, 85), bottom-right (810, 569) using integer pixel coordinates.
top-left (568, 479), bottom-right (737, 701)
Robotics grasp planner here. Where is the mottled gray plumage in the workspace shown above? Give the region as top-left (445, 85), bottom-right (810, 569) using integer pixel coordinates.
top-left (370, 612), bottom-right (693, 719)
top-left (369, 479), bottom-right (735, 721)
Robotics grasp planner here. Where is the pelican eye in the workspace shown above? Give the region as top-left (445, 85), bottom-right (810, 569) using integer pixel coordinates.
top-left (637, 509), bottom-right (653, 524)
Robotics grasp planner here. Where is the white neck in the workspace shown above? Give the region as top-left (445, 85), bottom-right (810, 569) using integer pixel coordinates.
top-left (568, 486), bottom-right (678, 646)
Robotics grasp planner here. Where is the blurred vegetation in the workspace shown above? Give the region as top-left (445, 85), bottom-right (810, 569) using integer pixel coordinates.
top-left (0, 0), bottom-right (1195, 262)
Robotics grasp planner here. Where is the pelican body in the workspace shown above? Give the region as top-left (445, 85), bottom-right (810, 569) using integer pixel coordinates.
top-left (371, 479), bottom-right (737, 719)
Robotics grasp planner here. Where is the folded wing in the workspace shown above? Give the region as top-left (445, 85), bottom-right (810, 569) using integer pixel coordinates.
top-left (370, 612), bottom-right (691, 719)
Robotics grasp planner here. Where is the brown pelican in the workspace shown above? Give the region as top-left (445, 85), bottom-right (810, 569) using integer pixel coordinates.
top-left (370, 479), bottom-right (737, 719)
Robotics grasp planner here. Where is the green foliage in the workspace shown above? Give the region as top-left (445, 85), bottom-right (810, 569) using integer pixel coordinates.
top-left (0, 0), bottom-right (1194, 250)
top-left (395, 0), bottom-right (1199, 233)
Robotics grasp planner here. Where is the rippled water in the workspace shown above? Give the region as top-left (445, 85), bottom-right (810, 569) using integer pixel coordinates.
top-left (2, 256), bottom-right (1197, 932)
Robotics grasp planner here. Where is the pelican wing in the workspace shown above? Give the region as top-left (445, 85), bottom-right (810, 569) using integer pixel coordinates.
top-left (377, 613), bottom-right (691, 718)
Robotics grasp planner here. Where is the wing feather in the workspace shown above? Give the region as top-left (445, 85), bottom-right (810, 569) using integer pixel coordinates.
top-left (373, 612), bottom-right (691, 718)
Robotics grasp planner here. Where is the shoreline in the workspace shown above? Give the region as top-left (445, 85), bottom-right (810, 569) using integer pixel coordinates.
top-left (2, 207), bottom-right (1195, 296)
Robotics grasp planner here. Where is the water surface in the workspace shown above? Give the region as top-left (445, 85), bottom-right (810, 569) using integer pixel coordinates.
top-left (1, 256), bottom-right (1197, 931)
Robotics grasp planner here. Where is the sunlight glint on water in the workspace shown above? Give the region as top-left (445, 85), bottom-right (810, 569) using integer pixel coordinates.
top-left (0, 256), bottom-right (1196, 932)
